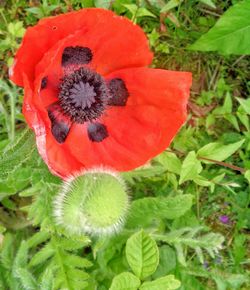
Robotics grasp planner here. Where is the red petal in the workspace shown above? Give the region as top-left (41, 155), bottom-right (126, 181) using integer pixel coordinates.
top-left (10, 9), bottom-right (112, 86)
top-left (62, 106), bottom-right (162, 170)
top-left (99, 68), bottom-right (192, 170)
top-left (10, 8), bottom-right (152, 86)
top-left (106, 67), bottom-right (191, 109)
top-left (60, 68), bottom-right (191, 172)
top-left (23, 74), bottom-right (82, 178)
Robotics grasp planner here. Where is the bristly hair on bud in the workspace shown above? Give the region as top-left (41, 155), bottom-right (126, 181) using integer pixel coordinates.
top-left (53, 167), bottom-right (130, 236)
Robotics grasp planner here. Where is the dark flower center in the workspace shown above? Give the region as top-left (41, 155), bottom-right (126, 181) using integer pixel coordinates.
top-left (62, 46), bottom-right (93, 67)
top-left (59, 67), bottom-right (108, 123)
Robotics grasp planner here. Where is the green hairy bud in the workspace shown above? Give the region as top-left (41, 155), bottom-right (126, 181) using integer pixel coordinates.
top-left (53, 168), bottom-right (129, 236)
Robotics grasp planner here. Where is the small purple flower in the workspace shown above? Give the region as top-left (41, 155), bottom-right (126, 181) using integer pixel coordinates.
top-left (214, 256), bottom-right (222, 265)
top-left (219, 215), bottom-right (230, 224)
top-left (203, 261), bottom-right (209, 269)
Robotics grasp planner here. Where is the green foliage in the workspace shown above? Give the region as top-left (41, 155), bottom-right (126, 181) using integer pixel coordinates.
top-left (154, 227), bottom-right (224, 266)
top-left (126, 230), bottom-right (159, 279)
top-left (123, 4), bottom-right (156, 22)
top-left (110, 231), bottom-right (181, 290)
top-left (179, 151), bottom-right (203, 184)
top-left (189, 0), bottom-right (250, 54)
top-left (161, 0), bottom-right (181, 13)
top-left (197, 139), bottom-right (245, 162)
top-left (140, 275), bottom-right (181, 290)
top-left (26, 0), bottom-right (61, 19)
top-left (28, 234), bottom-right (91, 290)
top-left (236, 97), bottom-right (250, 115)
top-left (0, 129), bottom-right (35, 180)
top-left (109, 272), bottom-right (141, 290)
top-left (126, 194), bottom-right (193, 228)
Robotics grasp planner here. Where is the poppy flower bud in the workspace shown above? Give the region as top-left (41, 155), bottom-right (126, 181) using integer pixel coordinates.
top-left (53, 168), bottom-right (129, 236)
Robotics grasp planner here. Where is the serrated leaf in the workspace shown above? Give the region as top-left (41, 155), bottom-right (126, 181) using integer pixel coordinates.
top-left (58, 236), bottom-right (90, 251)
top-left (126, 230), bottom-right (159, 279)
top-left (0, 129), bottom-right (35, 180)
top-left (126, 194), bottom-right (193, 228)
top-left (189, 0), bottom-right (250, 54)
top-left (179, 151), bottom-right (202, 184)
top-left (15, 268), bottom-right (37, 290)
top-left (40, 269), bottom-right (54, 290)
top-left (0, 233), bottom-right (15, 269)
top-left (64, 255), bottom-right (92, 269)
top-left (27, 231), bottom-right (50, 248)
top-left (154, 227), bottom-right (224, 265)
top-left (197, 139), bottom-right (244, 163)
top-left (66, 268), bottom-right (89, 281)
top-left (110, 272), bottom-right (141, 290)
top-left (29, 243), bottom-right (54, 267)
top-left (140, 274), bottom-right (181, 290)
top-left (13, 241), bottom-right (28, 270)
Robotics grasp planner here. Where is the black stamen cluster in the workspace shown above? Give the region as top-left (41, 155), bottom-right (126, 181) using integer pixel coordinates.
top-left (59, 67), bottom-right (108, 123)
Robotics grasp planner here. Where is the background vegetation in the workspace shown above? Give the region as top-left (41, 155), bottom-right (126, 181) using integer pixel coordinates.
top-left (0, 0), bottom-right (249, 289)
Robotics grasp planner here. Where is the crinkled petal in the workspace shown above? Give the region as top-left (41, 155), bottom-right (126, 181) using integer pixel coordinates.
top-left (23, 74), bottom-right (82, 178)
top-left (55, 68), bottom-right (192, 173)
top-left (10, 8), bottom-right (152, 86)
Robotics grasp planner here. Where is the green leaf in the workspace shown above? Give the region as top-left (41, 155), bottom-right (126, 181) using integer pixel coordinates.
top-left (94, 0), bottom-right (111, 8)
top-left (0, 233), bottom-right (15, 269)
top-left (140, 275), bottom-right (181, 290)
top-left (123, 4), bottom-right (156, 19)
top-left (110, 272), bottom-right (141, 290)
top-left (154, 227), bottom-right (224, 265)
top-left (0, 129), bottom-right (35, 180)
top-left (27, 231), bottom-right (50, 248)
top-left (126, 230), bottom-right (159, 279)
top-left (179, 151), bottom-right (202, 184)
top-left (123, 4), bottom-right (138, 15)
top-left (29, 243), bottom-right (55, 267)
top-left (222, 92), bottom-right (232, 114)
top-left (154, 152), bottom-right (181, 174)
top-left (64, 255), bottom-right (92, 269)
top-left (153, 245), bottom-right (176, 278)
top-left (161, 0), bottom-right (181, 13)
top-left (197, 139), bottom-right (245, 163)
top-left (40, 269), bottom-right (54, 290)
top-left (189, 0), bottom-right (250, 54)
top-left (236, 97), bottom-right (250, 115)
top-left (193, 175), bottom-right (212, 187)
top-left (244, 170), bottom-right (250, 183)
top-left (7, 21), bottom-right (25, 38)
top-left (198, 0), bottom-right (216, 8)
top-left (224, 115), bottom-right (240, 131)
top-left (15, 268), bottom-right (37, 290)
top-left (136, 8), bottom-right (156, 18)
top-left (126, 194), bottom-right (193, 228)
top-left (236, 111), bottom-right (249, 131)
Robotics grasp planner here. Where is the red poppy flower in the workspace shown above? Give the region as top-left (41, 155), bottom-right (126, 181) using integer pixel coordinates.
top-left (10, 8), bottom-right (192, 179)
